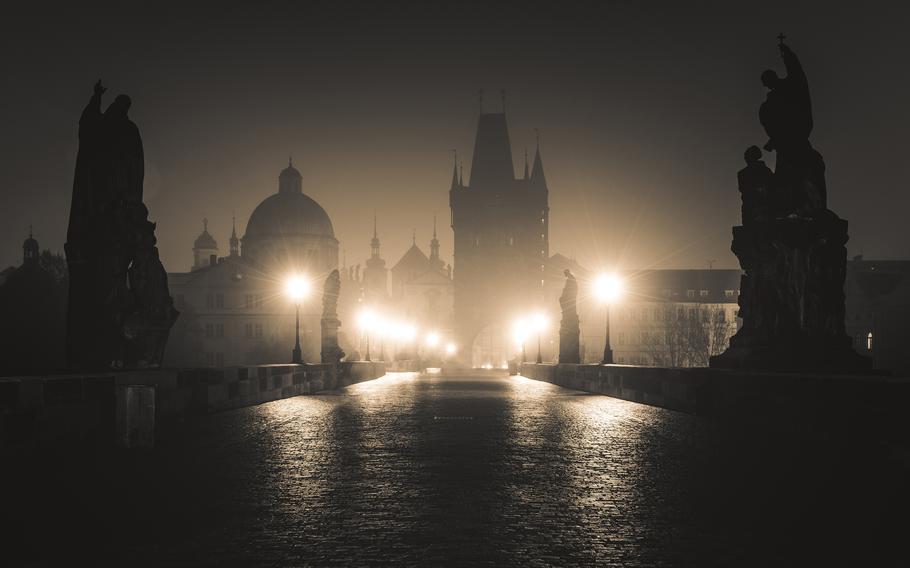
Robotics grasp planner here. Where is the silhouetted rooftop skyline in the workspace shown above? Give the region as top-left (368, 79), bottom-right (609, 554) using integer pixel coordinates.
top-left (2, 0), bottom-right (909, 272)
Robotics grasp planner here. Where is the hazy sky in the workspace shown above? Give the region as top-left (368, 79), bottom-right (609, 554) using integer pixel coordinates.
top-left (2, 1), bottom-right (908, 273)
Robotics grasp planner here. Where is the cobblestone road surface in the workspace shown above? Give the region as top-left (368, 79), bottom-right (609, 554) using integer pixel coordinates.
top-left (5, 372), bottom-right (909, 566)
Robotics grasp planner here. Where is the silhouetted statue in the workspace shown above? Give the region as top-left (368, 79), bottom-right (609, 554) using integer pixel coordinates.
top-left (738, 146), bottom-right (774, 225)
top-left (65, 80), bottom-right (178, 370)
top-left (558, 269), bottom-right (580, 364)
top-left (321, 269), bottom-right (345, 364)
top-left (711, 39), bottom-right (869, 373)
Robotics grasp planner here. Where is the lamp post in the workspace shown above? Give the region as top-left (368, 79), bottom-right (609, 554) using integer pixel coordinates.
top-left (594, 273), bottom-right (623, 365)
top-left (531, 313), bottom-right (547, 364)
top-left (359, 309), bottom-right (377, 362)
top-left (285, 275), bottom-right (311, 364)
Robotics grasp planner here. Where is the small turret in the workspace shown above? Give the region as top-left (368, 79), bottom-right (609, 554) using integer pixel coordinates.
top-left (192, 218), bottom-right (219, 271)
top-left (22, 226), bottom-right (39, 265)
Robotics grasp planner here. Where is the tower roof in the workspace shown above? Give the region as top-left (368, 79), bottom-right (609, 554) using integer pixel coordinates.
top-left (194, 219), bottom-right (218, 250)
top-left (469, 112), bottom-right (515, 188)
top-left (392, 243), bottom-right (430, 272)
top-left (530, 145), bottom-right (547, 190)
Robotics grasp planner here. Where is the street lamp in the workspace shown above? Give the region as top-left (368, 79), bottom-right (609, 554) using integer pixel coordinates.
top-left (532, 312), bottom-right (547, 364)
top-left (594, 273), bottom-right (623, 364)
top-left (358, 309), bottom-right (378, 362)
top-left (285, 274), bottom-right (311, 364)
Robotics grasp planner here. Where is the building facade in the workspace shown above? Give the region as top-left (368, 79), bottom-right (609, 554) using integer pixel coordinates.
top-left (166, 161), bottom-right (341, 367)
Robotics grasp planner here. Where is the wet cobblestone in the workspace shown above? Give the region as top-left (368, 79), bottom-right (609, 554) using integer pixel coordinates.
top-left (5, 372), bottom-right (909, 566)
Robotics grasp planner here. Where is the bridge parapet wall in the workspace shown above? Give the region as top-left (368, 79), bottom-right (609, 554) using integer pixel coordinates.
top-left (0, 361), bottom-right (386, 448)
top-left (520, 363), bottom-right (910, 438)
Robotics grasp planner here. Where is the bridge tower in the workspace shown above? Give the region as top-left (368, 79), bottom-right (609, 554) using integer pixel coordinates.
top-left (449, 102), bottom-right (550, 367)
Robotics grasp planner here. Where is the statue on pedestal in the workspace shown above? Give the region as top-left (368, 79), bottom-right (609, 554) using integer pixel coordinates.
top-left (558, 269), bottom-right (580, 364)
top-left (65, 80), bottom-right (178, 370)
top-left (321, 269), bottom-right (345, 364)
top-left (711, 39), bottom-right (870, 372)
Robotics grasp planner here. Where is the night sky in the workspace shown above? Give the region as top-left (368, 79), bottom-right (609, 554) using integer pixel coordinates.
top-left (2, 1), bottom-right (908, 273)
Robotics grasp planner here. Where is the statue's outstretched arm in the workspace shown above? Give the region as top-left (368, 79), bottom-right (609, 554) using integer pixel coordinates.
top-left (780, 44), bottom-right (807, 85)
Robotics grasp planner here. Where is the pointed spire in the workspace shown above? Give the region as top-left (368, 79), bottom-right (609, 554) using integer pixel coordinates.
top-left (429, 214), bottom-right (443, 270)
top-left (412, 228), bottom-right (416, 246)
top-left (288, 156), bottom-right (293, 167)
top-left (450, 149), bottom-right (460, 190)
top-left (523, 147), bottom-right (529, 180)
top-left (370, 211), bottom-right (381, 259)
top-left (459, 161), bottom-right (464, 186)
top-left (229, 212), bottom-right (239, 256)
top-left (531, 129), bottom-right (548, 190)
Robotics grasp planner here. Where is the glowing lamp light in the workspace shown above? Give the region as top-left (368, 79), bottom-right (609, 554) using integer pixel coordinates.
top-left (285, 275), bottom-right (311, 302)
top-left (531, 312), bottom-right (548, 332)
top-left (426, 332), bottom-right (440, 347)
top-left (358, 308), bottom-right (378, 331)
top-left (594, 273), bottom-right (624, 304)
top-left (445, 343), bottom-right (457, 355)
top-left (512, 317), bottom-right (529, 346)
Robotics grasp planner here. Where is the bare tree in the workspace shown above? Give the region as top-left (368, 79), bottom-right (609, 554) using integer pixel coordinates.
top-left (644, 304), bottom-right (735, 368)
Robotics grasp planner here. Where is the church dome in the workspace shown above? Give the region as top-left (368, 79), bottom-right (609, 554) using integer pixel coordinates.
top-left (244, 159), bottom-right (335, 240)
top-left (244, 191), bottom-right (335, 239)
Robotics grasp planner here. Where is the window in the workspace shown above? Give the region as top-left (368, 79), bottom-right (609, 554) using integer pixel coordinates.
top-left (216, 352), bottom-right (224, 367)
top-left (641, 331), bottom-right (651, 344)
top-left (686, 290), bottom-right (695, 298)
top-left (255, 324), bottom-right (263, 338)
top-left (702, 309), bottom-right (710, 322)
top-left (216, 293), bottom-right (224, 308)
top-left (689, 307), bottom-right (697, 320)
top-left (866, 332), bottom-right (873, 351)
top-left (724, 290), bottom-right (734, 298)
top-left (700, 290), bottom-right (709, 297)
top-left (205, 352), bottom-right (215, 367)
top-left (677, 307), bottom-right (685, 320)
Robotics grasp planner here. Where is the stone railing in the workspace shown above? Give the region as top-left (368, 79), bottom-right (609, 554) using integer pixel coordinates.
top-left (520, 362), bottom-right (910, 438)
top-left (0, 361), bottom-right (386, 448)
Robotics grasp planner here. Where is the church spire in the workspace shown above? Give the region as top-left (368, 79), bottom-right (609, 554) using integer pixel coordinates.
top-left (370, 211), bottom-right (381, 258)
top-left (429, 214), bottom-right (443, 271)
top-left (450, 149), bottom-right (460, 190)
top-left (531, 129), bottom-right (548, 190)
top-left (229, 213), bottom-right (239, 257)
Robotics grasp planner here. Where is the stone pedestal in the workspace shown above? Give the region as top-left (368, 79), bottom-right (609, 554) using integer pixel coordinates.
top-left (711, 212), bottom-right (870, 372)
top-left (321, 317), bottom-right (344, 364)
top-left (559, 313), bottom-right (580, 364)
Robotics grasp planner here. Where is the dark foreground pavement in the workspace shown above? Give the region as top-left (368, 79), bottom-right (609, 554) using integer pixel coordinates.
top-left (4, 372), bottom-right (909, 566)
